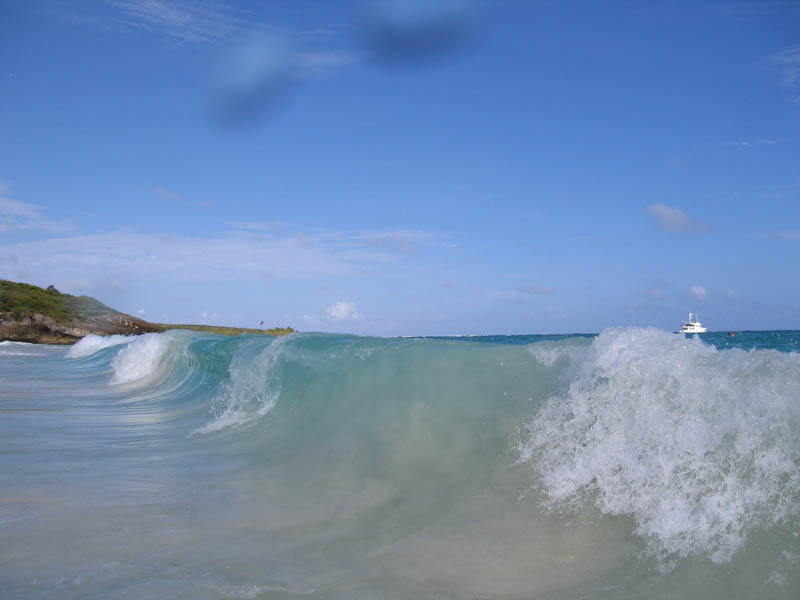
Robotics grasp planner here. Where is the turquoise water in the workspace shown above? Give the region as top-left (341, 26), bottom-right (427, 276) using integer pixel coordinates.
top-left (1, 328), bottom-right (799, 599)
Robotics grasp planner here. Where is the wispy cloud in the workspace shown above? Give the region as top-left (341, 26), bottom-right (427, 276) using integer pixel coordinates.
top-left (644, 289), bottom-right (664, 301)
top-left (646, 203), bottom-right (710, 234)
top-left (358, 229), bottom-right (444, 254)
top-left (296, 50), bottom-right (360, 75)
top-left (689, 284), bottom-right (708, 302)
top-left (0, 197), bottom-right (40, 220)
top-left (516, 283), bottom-right (554, 296)
top-left (65, 3), bottom-right (360, 127)
top-left (0, 195), bottom-right (74, 234)
top-left (491, 283), bottom-right (556, 305)
top-left (147, 184), bottom-right (182, 200)
top-left (639, 277), bottom-right (672, 303)
top-left (725, 139), bottom-right (778, 148)
top-left (0, 225), bottom-right (446, 290)
top-left (229, 220), bottom-right (288, 232)
top-left (757, 231), bottom-right (800, 241)
top-left (772, 44), bottom-right (800, 86)
top-left (107, 0), bottom-right (246, 44)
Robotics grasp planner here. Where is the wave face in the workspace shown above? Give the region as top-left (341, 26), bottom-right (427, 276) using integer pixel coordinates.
top-left (1, 328), bottom-right (799, 599)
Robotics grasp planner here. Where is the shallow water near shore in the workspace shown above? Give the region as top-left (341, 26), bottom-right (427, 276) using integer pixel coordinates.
top-left (1, 329), bottom-right (799, 599)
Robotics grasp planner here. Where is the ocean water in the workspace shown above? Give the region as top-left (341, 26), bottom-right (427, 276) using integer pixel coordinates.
top-left (1, 328), bottom-right (798, 599)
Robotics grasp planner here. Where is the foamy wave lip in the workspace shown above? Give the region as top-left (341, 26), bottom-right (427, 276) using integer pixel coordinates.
top-left (196, 336), bottom-right (287, 434)
top-left (66, 334), bottom-right (137, 358)
top-left (110, 333), bottom-right (172, 385)
top-left (520, 327), bottom-right (800, 564)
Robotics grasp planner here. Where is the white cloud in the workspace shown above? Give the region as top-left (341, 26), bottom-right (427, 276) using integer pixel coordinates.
top-left (326, 301), bottom-right (363, 321)
top-left (646, 203), bottom-right (710, 234)
top-left (689, 285), bottom-right (708, 302)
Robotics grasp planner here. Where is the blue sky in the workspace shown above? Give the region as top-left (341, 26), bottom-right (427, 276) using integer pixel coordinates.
top-left (1, 0), bottom-right (799, 335)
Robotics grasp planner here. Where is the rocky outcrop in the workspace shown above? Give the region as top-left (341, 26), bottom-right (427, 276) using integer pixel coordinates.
top-left (0, 312), bottom-right (165, 345)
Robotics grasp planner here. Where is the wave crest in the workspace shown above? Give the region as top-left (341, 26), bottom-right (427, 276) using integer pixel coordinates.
top-left (520, 327), bottom-right (800, 564)
top-left (66, 333), bottom-right (137, 358)
top-left (196, 335), bottom-right (289, 433)
top-left (110, 333), bottom-right (175, 385)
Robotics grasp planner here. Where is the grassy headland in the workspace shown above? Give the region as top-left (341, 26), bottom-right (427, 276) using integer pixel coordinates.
top-left (0, 279), bottom-right (111, 323)
top-left (0, 279), bottom-right (294, 343)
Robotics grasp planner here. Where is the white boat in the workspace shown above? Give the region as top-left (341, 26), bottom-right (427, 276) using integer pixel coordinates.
top-left (680, 313), bottom-right (707, 334)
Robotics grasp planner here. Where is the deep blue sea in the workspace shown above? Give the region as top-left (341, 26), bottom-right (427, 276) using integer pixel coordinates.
top-left (1, 328), bottom-right (799, 599)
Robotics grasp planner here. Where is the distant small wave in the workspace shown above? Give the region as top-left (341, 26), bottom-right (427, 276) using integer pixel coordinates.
top-left (66, 333), bottom-right (138, 358)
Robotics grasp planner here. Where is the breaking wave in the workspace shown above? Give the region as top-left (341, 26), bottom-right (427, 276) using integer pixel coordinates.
top-left (519, 327), bottom-right (800, 564)
top-left (45, 326), bottom-right (800, 587)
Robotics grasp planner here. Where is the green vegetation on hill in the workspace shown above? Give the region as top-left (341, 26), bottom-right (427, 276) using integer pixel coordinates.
top-left (0, 279), bottom-right (115, 323)
top-left (159, 324), bottom-right (295, 337)
top-left (0, 280), bottom-right (295, 340)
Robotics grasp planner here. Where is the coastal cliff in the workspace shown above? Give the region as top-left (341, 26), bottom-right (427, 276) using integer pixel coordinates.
top-left (0, 280), bottom-right (294, 344)
top-left (0, 280), bottom-right (164, 344)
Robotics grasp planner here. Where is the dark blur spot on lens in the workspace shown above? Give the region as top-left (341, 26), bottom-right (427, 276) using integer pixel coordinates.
top-left (215, 73), bottom-right (296, 128)
top-left (360, 0), bottom-right (478, 66)
top-left (213, 36), bottom-right (298, 129)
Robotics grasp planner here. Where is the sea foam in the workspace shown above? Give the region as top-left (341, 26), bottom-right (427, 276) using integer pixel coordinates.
top-left (109, 333), bottom-right (173, 385)
top-left (521, 327), bottom-right (800, 564)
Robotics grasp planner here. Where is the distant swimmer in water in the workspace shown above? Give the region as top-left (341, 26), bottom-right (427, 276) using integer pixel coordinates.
top-left (727, 331), bottom-right (735, 337)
